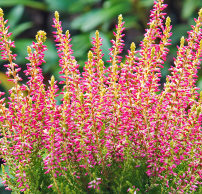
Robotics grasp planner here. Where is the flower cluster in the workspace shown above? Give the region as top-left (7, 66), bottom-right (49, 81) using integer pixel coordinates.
top-left (0, 0), bottom-right (201, 193)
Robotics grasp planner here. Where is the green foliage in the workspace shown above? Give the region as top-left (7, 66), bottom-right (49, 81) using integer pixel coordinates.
top-left (181, 0), bottom-right (201, 19)
top-left (0, 0), bottom-right (46, 10)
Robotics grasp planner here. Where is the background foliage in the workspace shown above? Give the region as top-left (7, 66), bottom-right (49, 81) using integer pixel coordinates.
top-left (0, 0), bottom-right (202, 193)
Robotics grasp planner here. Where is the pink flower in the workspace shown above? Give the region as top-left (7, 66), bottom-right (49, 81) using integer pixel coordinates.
top-left (47, 185), bottom-right (53, 189)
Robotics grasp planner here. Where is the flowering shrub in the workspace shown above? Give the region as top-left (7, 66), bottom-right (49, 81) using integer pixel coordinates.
top-left (0, 0), bottom-right (202, 193)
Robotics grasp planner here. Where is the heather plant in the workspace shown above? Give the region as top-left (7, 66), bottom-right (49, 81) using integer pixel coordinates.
top-left (0, 0), bottom-right (202, 193)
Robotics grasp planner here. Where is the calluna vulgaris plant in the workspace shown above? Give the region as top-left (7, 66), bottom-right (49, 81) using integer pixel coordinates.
top-left (0, 0), bottom-right (201, 193)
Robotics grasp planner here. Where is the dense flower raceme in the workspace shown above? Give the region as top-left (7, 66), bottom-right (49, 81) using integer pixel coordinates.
top-left (0, 0), bottom-right (201, 193)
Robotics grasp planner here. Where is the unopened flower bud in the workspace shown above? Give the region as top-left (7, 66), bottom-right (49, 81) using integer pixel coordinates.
top-left (79, 93), bottom-right (84, 104)
top-left (36, 30), bottom-right (47, 43)
top-left (199, 8), bottom-right (202, 18)
top-left (88, 51), bottom-right (93, 61)
top-left (151, 47), bottom-right (155, 58)
top-left (55, 11), bottom-right (59, 22)
top-left (166, 16), bottom-right (171, 28)
top-left (10, 93), bottom-right (15, 100)
top-left (65, 30), bottom-right (69, 38)
top-left (196, 106), bottom-right (201, 117)
top-left (130, 42), bottom-right (136, 52)
top-left (96, 30), bottom-right (99, 40)
top-left (22, 106), bottom-right (25, 114)
top-left (50, 75), bottom-right (55, 87)
top-left (64, 92), bottom-right (69, 102)
top-left (0, 8), bottom-right (4, 18)
top-left (27, 46), bottom-right (31, 54)
top-left (118, 14), bottom-right (123, 24)
top-left (180, 36), bottom-right (185, 47)
top-left (28, 98), bottom-right (32, 106)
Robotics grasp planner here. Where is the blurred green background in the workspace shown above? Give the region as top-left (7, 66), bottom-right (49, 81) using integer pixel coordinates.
top-left (0, 0), bottom-right (202, 193)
